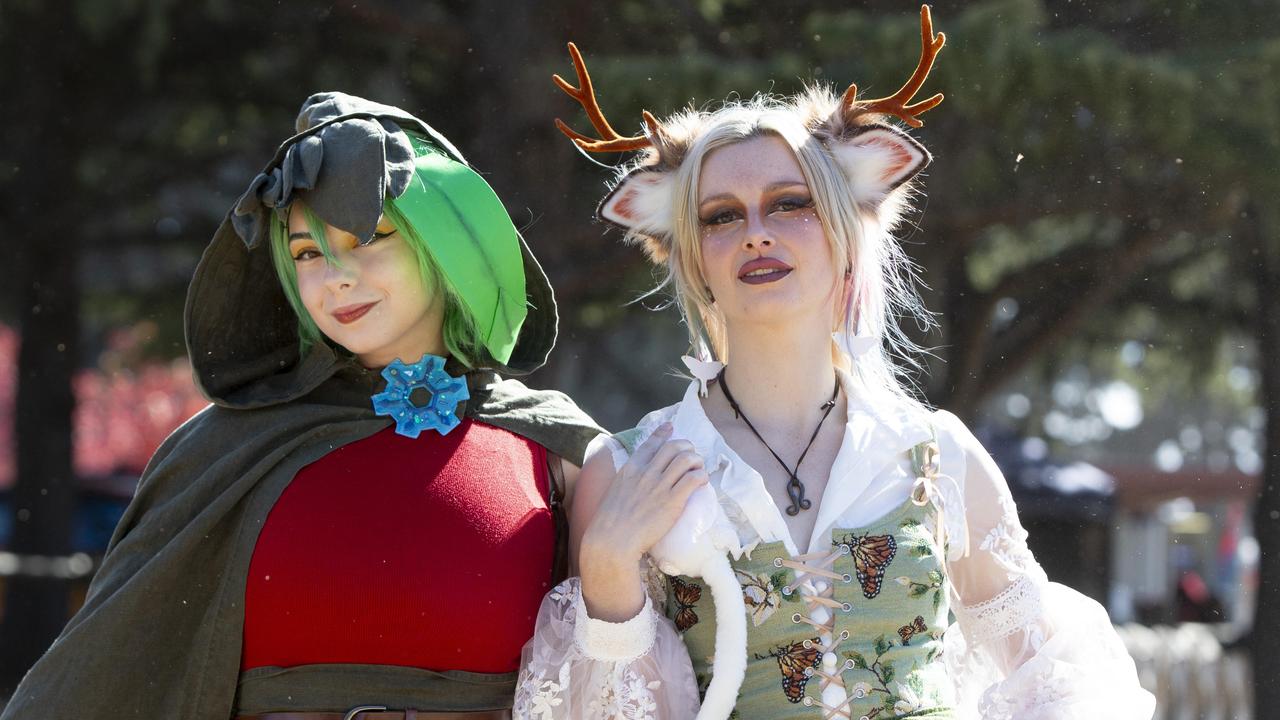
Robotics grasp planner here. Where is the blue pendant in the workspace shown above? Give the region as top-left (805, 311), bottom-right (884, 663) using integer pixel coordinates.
top-left (371, 354), bottom-right (470, 438)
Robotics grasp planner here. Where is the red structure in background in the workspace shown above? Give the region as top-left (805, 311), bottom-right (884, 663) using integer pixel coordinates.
top-left (0, 324), bottom-right (207, 491)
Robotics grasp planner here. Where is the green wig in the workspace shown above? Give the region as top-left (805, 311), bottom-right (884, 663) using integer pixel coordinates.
top-left (268, 135), bottom-right (503, 368)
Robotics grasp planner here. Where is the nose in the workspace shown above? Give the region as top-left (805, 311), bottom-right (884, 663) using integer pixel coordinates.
top-left (322, 256), bottom-right (357, 291)
top-left (741, 210), bottom-right (774, 251)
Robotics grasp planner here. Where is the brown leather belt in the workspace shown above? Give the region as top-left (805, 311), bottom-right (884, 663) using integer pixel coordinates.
top-left (235, 710), bottom-right (510, 720)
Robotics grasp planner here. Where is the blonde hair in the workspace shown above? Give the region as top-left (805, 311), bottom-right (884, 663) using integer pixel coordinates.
top-left (636, 93), bottom-right (935, 408)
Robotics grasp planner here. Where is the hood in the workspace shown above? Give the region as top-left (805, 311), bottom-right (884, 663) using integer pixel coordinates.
top-left (185, 92), bottom-right (558, 408)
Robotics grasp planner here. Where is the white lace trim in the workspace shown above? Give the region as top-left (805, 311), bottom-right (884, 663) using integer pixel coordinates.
top-left (515, 659), bottom-right (572, 719)
top-left (954, 573), bottom-right (1044, 645)
top-left (978, 671), bottom-right (1075, 720)
top-left (977, 495), bottom-right (1040, 581)
top-left (572, 588), bottom-right (657, 662)
top-left (585, 662), bottom-right (662, 719)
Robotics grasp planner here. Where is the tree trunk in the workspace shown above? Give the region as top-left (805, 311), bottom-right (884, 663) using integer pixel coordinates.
top-left (1247, 202), bottom-right (1280, 712)
top-left (0, 5), bottom-right (81, 694)
top-left (0, 222), bottom-right (80, 694)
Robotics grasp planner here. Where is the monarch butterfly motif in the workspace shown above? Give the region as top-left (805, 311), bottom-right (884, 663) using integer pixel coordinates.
top-left (837, 532), bottom-right (898, 599)
top-left (897, 615), bottom-right (928, 645)
top-left (670, 576), bottom-right (702, 633)
top-left (758, 638), bottom-right (823, 703)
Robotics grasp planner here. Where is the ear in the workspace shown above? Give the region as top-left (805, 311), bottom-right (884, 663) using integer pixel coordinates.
top-left (596, 167), bottom-right (676, 262)
top-left (830, 123), bottom-right (931, 201)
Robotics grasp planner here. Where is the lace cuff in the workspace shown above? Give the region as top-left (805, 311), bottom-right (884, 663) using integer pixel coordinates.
top-left (572, 591), bottom-right (656, 662)
top-left (953, 573), bottom-right (1043, 645)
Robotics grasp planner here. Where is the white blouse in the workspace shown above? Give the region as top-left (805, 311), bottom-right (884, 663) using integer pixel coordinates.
top-left (515, 371), bottom-right (1156, 720)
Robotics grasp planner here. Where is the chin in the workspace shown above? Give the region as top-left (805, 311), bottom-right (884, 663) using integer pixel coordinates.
top-left (726, 301), bottom-right (800, 326)
top-left (725, 290), bottom-right (834, 327)
top-left (320, 328), bottom-right (378, 358)
top-left (730, 285), bottom-right (800, 310)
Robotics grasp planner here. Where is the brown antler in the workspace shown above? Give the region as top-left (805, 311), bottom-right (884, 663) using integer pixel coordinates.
top-left (553, 42), bottom-right (657, 153)
top-left (845, 5), bottom-right (946, 128)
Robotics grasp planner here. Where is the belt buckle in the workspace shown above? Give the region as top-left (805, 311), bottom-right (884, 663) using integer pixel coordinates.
top-left (343, 706), bottom-right (387, 720)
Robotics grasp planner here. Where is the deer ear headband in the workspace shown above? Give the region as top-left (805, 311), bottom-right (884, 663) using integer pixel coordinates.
top-left (554, 4), bottom-right (946, 265)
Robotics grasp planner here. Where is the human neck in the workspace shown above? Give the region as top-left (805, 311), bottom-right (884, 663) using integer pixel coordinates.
top-left (715, 318), bottom-right (838, 433)
top-left (357, 336), bottom-right (449, 370)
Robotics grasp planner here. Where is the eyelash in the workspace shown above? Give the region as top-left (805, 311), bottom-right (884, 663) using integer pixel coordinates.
top-left (700, 197), bottom-right (814, 226)
top-left (291, 230), bottom-right (396, 261)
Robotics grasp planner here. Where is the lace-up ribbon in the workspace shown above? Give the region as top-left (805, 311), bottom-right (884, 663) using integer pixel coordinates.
top-left (909, 440), bottom-right (968, 562)
top-left (775, 548), bottom-right (858, 720)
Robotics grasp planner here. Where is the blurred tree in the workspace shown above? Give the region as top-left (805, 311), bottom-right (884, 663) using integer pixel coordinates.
top-left (0, 0), bottom-right (89, 690)
top-left (2, 0), bottom-right (1277, 707)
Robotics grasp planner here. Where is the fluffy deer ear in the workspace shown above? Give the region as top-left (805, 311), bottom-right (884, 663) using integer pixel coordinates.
top-left (596, 167), bottom-right (676, 262)
top-left (829, 123), bottom-right (930, 231)
top-left (831, 123), bottom-right (931, 201)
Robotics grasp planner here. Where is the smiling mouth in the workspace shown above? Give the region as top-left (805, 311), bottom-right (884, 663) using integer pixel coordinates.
top-left (738, 257), bottom-right (794, 285)
top-left (332, 302), bottom-right (377, 324)
top-left (742, 266), bottom-right (788, 283)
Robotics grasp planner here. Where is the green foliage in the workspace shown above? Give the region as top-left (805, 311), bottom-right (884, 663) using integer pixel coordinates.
top-left (873, 633), bottom-right (892, 657)
top-left (844, 649), bottom-right (868, 669)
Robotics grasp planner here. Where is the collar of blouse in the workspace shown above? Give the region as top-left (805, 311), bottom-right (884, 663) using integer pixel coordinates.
top-left (649, 368), bottom-right (941, 557)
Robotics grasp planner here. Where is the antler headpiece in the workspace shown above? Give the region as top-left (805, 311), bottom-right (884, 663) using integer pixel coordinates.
top-left (554, 4), bottom-right (946, 264)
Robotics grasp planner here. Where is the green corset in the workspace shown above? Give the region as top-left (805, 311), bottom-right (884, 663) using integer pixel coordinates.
top-left (665, 495), bottom-right (955, 720)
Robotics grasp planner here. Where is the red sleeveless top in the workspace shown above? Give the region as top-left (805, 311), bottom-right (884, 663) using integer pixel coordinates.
top-left (241, 419), bottom-right (554, 673)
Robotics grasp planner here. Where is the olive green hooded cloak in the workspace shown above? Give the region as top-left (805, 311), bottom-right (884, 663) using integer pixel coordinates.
top-left (0, 93), bottom-right (602, 719)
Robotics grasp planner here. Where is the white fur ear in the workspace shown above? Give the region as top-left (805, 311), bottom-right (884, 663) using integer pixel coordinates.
top-left (830, 123), bottom-right (930, 205)
top-left (597, 168), bottom-right (675, 237)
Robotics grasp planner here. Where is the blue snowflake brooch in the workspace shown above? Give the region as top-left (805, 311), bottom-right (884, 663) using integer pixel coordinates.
top-left (371, 354), bottom-right (470, 438)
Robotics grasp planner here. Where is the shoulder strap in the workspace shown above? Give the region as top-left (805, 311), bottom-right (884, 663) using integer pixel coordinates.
top-left (909, 424), bottom-right (940, 479)
top-left (546, 452), bottom-right (569, 586)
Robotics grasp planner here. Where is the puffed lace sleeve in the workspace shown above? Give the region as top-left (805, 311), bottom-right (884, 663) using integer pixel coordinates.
top-left (934, 411), bottom-right (1156, 720)
top-left (513, 571), bottom-right (700, 719)
top-left (513, 435), bottom-right (701, 719)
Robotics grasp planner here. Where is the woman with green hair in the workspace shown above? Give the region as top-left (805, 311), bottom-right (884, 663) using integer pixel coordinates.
top-left (1, 92), bottom-right (602, 720)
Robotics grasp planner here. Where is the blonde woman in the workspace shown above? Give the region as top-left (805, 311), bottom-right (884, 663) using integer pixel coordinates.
top-left (515, 8), bottom-right (1154, 720)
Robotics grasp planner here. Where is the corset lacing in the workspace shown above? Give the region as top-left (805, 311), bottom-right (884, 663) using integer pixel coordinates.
top-left (775, 545), bottom-right (857, 720)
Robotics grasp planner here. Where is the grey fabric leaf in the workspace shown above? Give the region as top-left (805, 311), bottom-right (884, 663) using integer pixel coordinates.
top-left (293, 119), bottom-right (388, 244)
top-left (380, 117), bottom-right (416, 199)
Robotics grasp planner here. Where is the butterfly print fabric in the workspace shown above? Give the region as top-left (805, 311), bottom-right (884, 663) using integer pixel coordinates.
top-left (758, 638), bottom-right (823, 704)
top-left (837, 532), bottom-right (898, 599)
top-left (669, 576), bottom-right (702, 633)
top-left (897, 615), bottom-right (928, 645)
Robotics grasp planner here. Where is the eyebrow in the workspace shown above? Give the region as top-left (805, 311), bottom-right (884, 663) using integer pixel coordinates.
top-left (288, 232), bottom-right (312, 241)
top-left (698, 180), bottom-right (809, 209)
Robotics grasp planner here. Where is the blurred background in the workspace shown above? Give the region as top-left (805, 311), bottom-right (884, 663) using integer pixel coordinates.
top-left (0, 0), bottom-right (1275, 716)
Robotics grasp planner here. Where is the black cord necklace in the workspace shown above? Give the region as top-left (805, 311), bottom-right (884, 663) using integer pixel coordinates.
top-left (716, 368), bottom-right (840, 516)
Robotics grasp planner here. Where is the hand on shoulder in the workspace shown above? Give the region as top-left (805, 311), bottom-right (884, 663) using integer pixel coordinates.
top-left (569, 423), bottom-right (710, 621)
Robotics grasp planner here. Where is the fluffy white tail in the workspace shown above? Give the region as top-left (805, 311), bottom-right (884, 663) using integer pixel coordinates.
top-left (694, 553), bottom-right (747, 720)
